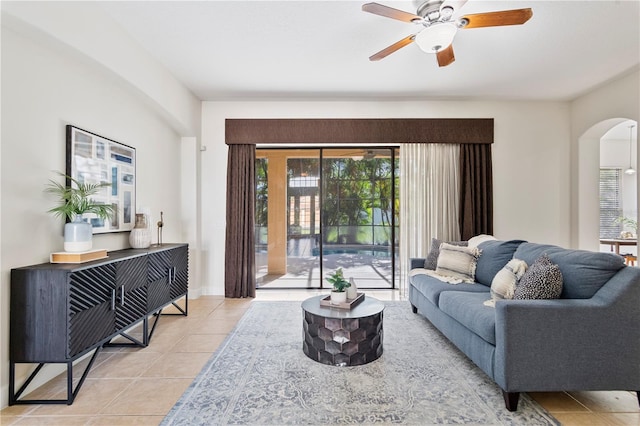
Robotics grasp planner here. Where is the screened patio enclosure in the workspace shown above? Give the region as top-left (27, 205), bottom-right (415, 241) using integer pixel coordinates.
top-left (255, 147), bottom-right (399, 289)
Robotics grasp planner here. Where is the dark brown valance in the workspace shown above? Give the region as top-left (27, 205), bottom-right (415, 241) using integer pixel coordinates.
top-left (225, 118), bottom-right (493, 145)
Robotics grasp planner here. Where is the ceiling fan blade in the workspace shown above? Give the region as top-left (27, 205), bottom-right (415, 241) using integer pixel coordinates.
top-left (459, 8), bottom-right (533, 29)
top-left (362, 2), bottom-right (421, 23)
top-left (369, 34), bottom-right (416, 61)
top-left (436, 44), bottom-right (455, 67)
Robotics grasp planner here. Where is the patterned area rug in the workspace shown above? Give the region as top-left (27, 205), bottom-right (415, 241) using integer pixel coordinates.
top-left (162, 301), bottom-right (558, 425)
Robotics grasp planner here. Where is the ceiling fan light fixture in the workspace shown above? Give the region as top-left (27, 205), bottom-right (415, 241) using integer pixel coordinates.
top-left (414, 22), bottom-right (457, 53)
top-left (440, 5), bottom-right (454, 19)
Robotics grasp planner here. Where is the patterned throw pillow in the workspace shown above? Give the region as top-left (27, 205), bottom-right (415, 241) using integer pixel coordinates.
top-left (424, 238), bottom-right (468, 270)
top-left (435, 243), bottom-right (481, 283)
top-left (490, 258), bottom-right (528, 301)
top-left (513, 254), bottom-right (563, 300)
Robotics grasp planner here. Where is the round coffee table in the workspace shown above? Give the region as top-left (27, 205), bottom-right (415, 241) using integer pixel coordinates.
top-left (301, 295), bottom-right (384, 366)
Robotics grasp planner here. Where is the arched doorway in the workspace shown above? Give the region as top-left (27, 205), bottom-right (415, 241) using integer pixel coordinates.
top-left (577, 118), bottom-right (638, 252)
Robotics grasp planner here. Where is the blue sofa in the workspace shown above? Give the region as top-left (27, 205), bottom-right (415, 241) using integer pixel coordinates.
top-left (409, 239), bottom-right (640, 411)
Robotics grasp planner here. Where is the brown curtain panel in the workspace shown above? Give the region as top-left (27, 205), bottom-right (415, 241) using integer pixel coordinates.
top-left (459, 144), bottom-right (493, 240)
top-left (224, 144), bottom-right (256, 298)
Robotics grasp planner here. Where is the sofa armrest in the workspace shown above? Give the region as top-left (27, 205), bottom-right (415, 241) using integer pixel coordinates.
top-left (410, 258), bottom-right (426, 270)
top-left (494, 266), bottom-right (640, 392)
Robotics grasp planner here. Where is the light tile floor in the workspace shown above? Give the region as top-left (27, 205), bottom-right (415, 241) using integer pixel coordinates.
top-left (1, 291), bottom-right (639, 425)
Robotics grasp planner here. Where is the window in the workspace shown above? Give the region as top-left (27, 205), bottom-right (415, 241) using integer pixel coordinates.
top-left (600, 168), bottom-right (622, 238)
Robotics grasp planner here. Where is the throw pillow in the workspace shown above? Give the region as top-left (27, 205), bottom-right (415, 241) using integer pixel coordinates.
top-left (483, 258), bottom-right (528, 306)
top-left (514, 253), bottom-right (563, 300)
top-left (468, 234), bottom-right (497, 248)
top-left (424, 238), bottom-right (468, 270)
top-left (435, 243), bottom-right (481, 283)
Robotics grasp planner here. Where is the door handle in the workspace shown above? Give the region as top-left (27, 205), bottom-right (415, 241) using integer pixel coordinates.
top-left (111, 288), bottom-right (116, 311)
top-left (120, 285), bottom-right (126, 306)
top-left (167, 266), bottom-right (177, 285)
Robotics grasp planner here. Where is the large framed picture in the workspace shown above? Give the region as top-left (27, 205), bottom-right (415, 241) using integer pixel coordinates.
top-left (66, 125), bottom-right (136, 234)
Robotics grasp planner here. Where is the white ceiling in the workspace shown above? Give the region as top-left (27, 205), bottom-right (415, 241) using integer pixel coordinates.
top-left (100, 0), bottom-right (640, 102)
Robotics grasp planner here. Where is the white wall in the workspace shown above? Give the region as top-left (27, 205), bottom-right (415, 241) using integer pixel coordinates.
top-left (1, 2), bottom-right (200, 136)
top-left (0, 22), bottom-right (199, 407)
top-left (200, 100), bottom-right (571, 296)
top-left (571, 69), bottom-right (640, 249)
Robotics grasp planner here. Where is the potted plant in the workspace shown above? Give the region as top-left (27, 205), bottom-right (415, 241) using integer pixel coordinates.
top-left (326, 267), bottom-right (351, 304)
top-left (45, 172), bottom-right (115, 252)
top-left (614, 216), bottom-right (638, 238)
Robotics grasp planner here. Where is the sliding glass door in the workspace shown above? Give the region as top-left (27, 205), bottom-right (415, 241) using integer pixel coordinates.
top-left (321, 149), bottom-right (398, 288)
top-left (286, 154), bottom-right (321, 287)
top-left (256, 147), bottom-right (398, 290)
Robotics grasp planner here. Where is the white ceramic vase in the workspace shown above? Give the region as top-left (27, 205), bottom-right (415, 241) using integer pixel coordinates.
top-left (64, 217), bottom-right (92, 252)
top-left (346, 277), bottom-right (358, 299)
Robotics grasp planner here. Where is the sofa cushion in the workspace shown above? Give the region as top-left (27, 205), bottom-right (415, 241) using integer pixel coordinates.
top-left (513, 243), bottom-right (625, 299)
top-left (435, 243), bottom-right (481, 283)
top-left (424, 238), bottom-right (468, 270)
top-left (410, 273), bottom-right (489, 306)
top-left (439, 291), bottom-right (497, 345)
top-left (514, 254), bottom-right (563, 300)
top-left (474, 240), bottom-right (527, 287)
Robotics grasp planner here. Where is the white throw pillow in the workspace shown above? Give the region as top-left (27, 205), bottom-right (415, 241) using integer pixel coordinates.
top-left (435, 243), bottom-right (481, 283)
top-left (468, 234), bottom-right (497, 248)
top-left (424, 238), bottom-right (468, 270)
top-left (484, 258), bottom-right (528, 307)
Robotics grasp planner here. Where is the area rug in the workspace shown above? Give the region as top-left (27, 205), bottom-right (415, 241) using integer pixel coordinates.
top-left (162, 301), bottom-right (559, 425)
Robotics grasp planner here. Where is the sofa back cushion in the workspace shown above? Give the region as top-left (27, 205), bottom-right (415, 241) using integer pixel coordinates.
top-left (513, 242), bottom-right (625, 299)
top-left (475, 240), bottom-right (527, 286)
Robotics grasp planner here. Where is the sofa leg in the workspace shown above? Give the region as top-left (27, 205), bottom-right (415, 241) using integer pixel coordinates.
top-left (411, 304), bottom-right (418, 314)
top-left (636, 391), bottom-right (640, 407)
top-left (502, 391), bottom-right (520, 412)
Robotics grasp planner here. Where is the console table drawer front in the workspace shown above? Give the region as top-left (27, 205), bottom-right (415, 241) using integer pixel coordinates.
top-left (170, 267), bottom-right (189, 299)
top-left (147, 245), bottom-right (188, 310)
top-left (147, 278), bottom-right (171, 313)
top-left (69, 302), bottom-right (115, 357)
top-left (170, 246), bottom-right (189, 299)
top-left (116, 285), bottom-right (148, 330)
top-left (116, 256), bottom-right (147, 292)
top-left (147, 251), bottom-right (171, 282)
top-left (69, 264), bottom-right (116, 315)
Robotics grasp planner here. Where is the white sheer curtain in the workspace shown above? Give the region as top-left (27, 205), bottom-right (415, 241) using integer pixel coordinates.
top-left (399, 143), bottom-right (460, 296)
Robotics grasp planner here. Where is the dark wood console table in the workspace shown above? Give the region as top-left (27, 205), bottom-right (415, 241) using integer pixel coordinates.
top-left (9, 243), bottom-right (188, 405)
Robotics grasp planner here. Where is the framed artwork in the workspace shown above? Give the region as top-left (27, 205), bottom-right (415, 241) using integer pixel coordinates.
top-left (66, 125), bottom-right (136, 234)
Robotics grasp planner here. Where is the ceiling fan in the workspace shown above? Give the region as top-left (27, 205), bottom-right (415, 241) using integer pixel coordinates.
top-left (362, 0), bottom-right (533, 66)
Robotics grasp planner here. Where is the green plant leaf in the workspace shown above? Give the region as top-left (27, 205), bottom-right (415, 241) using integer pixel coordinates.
top-left (326, 267), bottom-right (351, 292)
top-left (45, 171), bottom-right (117, 222)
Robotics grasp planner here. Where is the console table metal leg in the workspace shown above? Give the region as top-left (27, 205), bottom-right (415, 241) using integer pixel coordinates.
top-left (103, 317), bottom-right (150, 348)
top-left (9, 347), bottom-right (101, 405)
top-left (148, 309), bottom-right (163, 342)
top-left (161, 293), bottom-right (189, 316)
